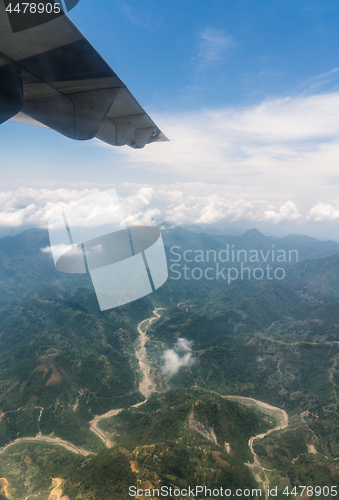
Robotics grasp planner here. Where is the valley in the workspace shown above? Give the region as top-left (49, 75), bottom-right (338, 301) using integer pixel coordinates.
top-left (0, 227), bottom-right (338, 498)
top-left (0, 301), bottom-right (291, 499)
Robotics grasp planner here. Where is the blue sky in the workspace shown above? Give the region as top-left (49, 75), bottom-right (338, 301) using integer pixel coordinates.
top-left (2, 0), bottom-right (339, 239)
top-left (72, 0), bottom-right (339, 109)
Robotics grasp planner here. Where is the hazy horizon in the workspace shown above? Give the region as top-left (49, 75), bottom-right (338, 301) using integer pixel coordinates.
top-left (2, 1), bottom-right (339, 243)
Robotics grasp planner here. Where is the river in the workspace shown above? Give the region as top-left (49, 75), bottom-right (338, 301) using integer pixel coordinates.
top-left (89, 309), bottom-right (289, 496)
top-left (224, 396), bottom-right (288, 498)
top-left (0, 307), bottom-right (289, 498)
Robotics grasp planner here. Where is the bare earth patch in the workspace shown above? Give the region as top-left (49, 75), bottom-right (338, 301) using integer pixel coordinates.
top-left (46, 364), bottom-right (62, 386)
top-left (48, 478), bottom-right (69, 500)
top-left (0, 477), bottom-right (10, 497)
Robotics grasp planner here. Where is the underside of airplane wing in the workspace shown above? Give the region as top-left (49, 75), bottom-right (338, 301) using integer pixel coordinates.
top-left (0, 0), bottom-right (168, 148)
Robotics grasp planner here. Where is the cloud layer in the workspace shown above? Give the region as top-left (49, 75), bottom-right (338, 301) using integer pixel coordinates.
top-left (2, 91), bottom-right (339, 238)
top-left (112, 91), bottom-right (339, 194)
top-left (0, 184), bottom-right (338, 234)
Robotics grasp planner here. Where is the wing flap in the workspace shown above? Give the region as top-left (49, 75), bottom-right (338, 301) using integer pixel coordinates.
top-left (10, 111), bottom-right (47, 127)
top-left (71, 88), bottom-right (120, 140)
top-left (22, 88), bottom-right (120, 140)
top-left (106, 88), bottom-right (143, 118)
top-left (23, 82), bottom-right (61, 99)
top-left (96, 113), bottom-right (145, 147)
top-left (51, 77), bottom-right (122, 94)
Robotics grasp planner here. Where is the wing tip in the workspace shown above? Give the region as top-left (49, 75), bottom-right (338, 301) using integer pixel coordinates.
top-left (152, 131), bottom-right (169, 143)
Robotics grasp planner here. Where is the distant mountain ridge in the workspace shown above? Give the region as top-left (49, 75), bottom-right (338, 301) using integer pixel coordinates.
top-left (1, 226), bottom-right (338, 266)
top-left (1, 227), bottom-right (338, 308)
top-left (163, 226), bottom-right (339, 262)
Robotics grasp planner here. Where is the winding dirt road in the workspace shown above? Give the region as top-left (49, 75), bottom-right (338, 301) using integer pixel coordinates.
top-left (135, 308), bottom-right (164, 398)
top-left (0, 435), bottom-right (93, 457)
top-left (89, 308), bottom-right (165, 447)
top-left (90, 310), bottom-right (289, 499)
top-left (224, 396), bottom-right (289, 498)
top-left (89, 310), bottom-right (290, 495)
top-left (0, 307), bottom-right (290, 500)
top-left (89, 408), bottom-right (122, 448)
top-left (0, 309), bottom-right (164, 460)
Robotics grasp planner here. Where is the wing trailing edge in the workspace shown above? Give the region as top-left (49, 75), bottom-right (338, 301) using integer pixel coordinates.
top-left (0, 0), bottom-right (168, 149)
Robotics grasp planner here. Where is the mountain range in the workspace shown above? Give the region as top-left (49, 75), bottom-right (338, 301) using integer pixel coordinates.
top-left (0, 227), bottom-right (338, 498)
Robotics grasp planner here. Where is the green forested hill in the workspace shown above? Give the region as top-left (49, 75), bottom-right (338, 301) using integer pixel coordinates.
top-left (0, 227), bottom-right (338, 497)
top-left (0, 229), bottom-right (147, 451)
top-left (64, 390), bottom-right (271, 500)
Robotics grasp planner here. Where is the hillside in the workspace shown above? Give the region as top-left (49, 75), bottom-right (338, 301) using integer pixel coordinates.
top-left (64, 390), bottom-right (272, 500)
top-left (0, 227), bottom-right (338, 497)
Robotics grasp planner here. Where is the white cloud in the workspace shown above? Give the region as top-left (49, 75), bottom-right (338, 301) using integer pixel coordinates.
top-left (41, 244), bottom-right (73, 260)
top-left (113, 92), bottom-right (339, 194)
top-left (120, 2), bottom-right (162, 31)
top-left (262, 201), bottom-right (301, 224)
top-left (198, 28), bottom-right (233, 67)
top-left (3, 91), bottom-right (339, 237)
top-left (90, 244), bottom-right (104, 254)
top-left (0, 204), bottom-right (37, 227)
top-left (161, 338), bottom-right (195, 379)
top-left (307, 67), bottom-right (339, 91)
top-left (308, 202), bottom-right (339, 221)
top-left (0, 184), bottom-right (334, 233)
top-left (0, 187), bottom-right (99, 228)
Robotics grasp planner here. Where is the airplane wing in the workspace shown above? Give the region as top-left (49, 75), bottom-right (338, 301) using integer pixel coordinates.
top-left (0, 0), bottom-right (168, 148)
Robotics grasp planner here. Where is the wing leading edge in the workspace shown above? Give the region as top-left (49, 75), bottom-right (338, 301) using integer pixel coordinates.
top-left (0, 0), bottom-right (168, 148)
